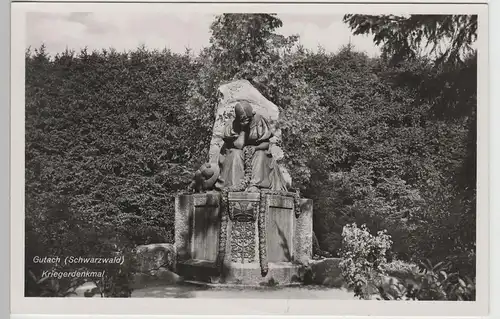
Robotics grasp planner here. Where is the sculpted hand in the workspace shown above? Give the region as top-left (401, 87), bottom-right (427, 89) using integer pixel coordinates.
top-left (234, 131), bottom-right (246, 149)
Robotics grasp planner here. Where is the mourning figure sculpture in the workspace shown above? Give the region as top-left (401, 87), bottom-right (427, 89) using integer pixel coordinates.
top-left (177, 81), bottom-right (312, 284)
top-left (215, 100), bottom-right (287, 192)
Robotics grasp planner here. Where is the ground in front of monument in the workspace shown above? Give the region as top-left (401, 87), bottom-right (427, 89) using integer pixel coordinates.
top-left (73, 280), bottom-right (356, 299)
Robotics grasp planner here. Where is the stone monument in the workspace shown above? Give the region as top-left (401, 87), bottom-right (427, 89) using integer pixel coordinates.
top-left (175, 80), bottom-right (312, 285)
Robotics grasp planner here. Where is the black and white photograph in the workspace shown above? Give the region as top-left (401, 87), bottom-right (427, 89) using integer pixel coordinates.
top-left (10, 1), bottom-right (489, 316)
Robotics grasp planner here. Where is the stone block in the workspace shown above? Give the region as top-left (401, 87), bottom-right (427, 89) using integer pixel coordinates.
top-left (135, 243), bottom-right (176, 272)
top-left (175, 194), bottom-right (193, 262)
top-left (176, 191), bottom-right (222, 262)
top-left (293, 198), bottom-right (313, 265)
top-left (176, 259), bottom-right (220, 283)
top-left (174, 191), bottom-right (314, 286)
top-left (132, 243), bottom-right (183, 289)
top-left (220, 262), bottom-right (303, 286)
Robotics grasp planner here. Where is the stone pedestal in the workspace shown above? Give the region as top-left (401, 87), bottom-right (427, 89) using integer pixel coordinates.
top-left (174, 191), bottom-right (313, 285)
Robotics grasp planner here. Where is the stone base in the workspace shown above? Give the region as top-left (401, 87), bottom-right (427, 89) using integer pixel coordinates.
top-left (177, 259), bottom-right (306, 286)
top-left (135, 243), bottom-right (176, 272)
top-left (132, 243), bottom-right (181, 289)
top-left (174, 191), bottom-right (313, 286)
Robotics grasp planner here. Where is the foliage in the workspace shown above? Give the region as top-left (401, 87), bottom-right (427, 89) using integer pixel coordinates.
top-left (339, 223), bottom-right (392, 299)
top-left (340, 224), bottom-right (476, 300)
top-left (343, 14), bottom-right (477, 66)
top-left (25, 270), bottom-right (82, 297)
top-left (381, 259), bottom-right (421, 276)
top-left (376, 259), bottom-right (476, 301)
top-left (296, 22), bottom-right (476, 280)
top-left (25, 44), bottom-right (199, 297)
top-left (93, 249), bottom-right (139, 297)
top-left (208, 14), bottom-right (284, 78)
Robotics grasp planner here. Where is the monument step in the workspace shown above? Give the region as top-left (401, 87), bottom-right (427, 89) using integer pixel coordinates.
top-left (177, 259), bottom-right (308, 286)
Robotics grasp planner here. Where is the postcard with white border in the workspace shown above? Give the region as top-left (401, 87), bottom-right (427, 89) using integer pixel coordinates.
top-left (10, 0), bottom-right (490, 316)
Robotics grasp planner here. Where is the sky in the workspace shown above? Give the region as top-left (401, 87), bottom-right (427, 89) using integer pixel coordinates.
top-left (26, 12), bottom-right (382, 57)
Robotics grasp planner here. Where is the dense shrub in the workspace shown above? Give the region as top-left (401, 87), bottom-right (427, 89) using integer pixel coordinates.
top-left (376, 260), bottom-right (476, 301)
top-left (298, 47), bottom-right (476, 279)
top-left (25, 45), bottom-right (200, 296)
top-left (340, 224), bottom-right (476, 300)
top-left (339, 223), bottom-right (392, 298)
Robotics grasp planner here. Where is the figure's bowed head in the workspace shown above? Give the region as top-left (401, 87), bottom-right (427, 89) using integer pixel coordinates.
top-left (235, 101), bottom-right (256, 129)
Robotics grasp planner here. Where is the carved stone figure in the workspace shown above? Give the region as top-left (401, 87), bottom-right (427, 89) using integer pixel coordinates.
top-left (176, 80), bottom-right (313, 285)
top-left (188, 163), bottom-right (222, 193)
top-left (215, 101), bottom-right (287, 192)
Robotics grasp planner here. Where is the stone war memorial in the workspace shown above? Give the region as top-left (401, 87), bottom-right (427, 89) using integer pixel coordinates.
top-left (175, 79), bottom-right (314, 286)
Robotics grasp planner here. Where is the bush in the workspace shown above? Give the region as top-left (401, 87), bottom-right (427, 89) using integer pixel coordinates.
top-left (300, 48), bottom-right (476, 274)
top-left (381, 259), bottom-right (421, 277)
top-left (339, 223), bottom-right (476, 301)
top-left (339, 223), bottom-right (392, 299)
top-left (376, 260), bottom-right (476, 301)
top-left (24, 45), bottom-right (200, 297)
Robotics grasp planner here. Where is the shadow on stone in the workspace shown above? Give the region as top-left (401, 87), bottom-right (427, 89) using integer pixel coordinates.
top-left (218, 261), bottom-right (231, 284)
top-left (275, 220), bottom-right (292, 262)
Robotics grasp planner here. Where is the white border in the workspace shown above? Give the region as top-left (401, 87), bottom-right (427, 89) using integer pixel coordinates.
top-left (11, 0), bottom-right (489, 3)
top-left (11, 1), bottom-right (489, 316)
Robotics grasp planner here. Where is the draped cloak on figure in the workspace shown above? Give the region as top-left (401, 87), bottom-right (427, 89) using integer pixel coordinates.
top-left (216, 112), bottom-right (287, 192)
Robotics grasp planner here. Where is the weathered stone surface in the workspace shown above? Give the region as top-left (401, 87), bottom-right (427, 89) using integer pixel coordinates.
top-left (135, 243), bottom-right (176, 272)
top-left (176, 259), bottom-right (221, 283)
top-left (265, 200), bottom-right (294, 262)
top-left (226, 192), bottom-right (260, 264)
top-left (209, 80), bottom-right (279, 163)
top-left (309, 258), bottom-right (344, 288)
top-left (188, 162), bottom-right (221, 192)
top-left (178, 260), bottom-right (304, 286)
top-left (230, 221), bottom-right (256, 263)
top-left (220, 262), bottom-right (303, 286)
top-left (192, 196), bottom-right (220, 262)
top-left (132, 243), bottom-right (184, 289)
top-left (293, 198), bottom-right (314, 265)
top-left (175, 194), bottom-right (193, 263)
top-left (176, 192), bottom-right (221, 263)
top-left (208, 80), bottom-right (289, 185)
top-left (174, 192), bottom-right (314, 285)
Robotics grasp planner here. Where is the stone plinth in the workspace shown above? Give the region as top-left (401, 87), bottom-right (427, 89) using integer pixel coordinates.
top-left (135, 243), bottom-right (176, 272)
top-left (174, 191), bottom-right (313, 285)
top-left (132, 243), bottom-right (181, 289)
